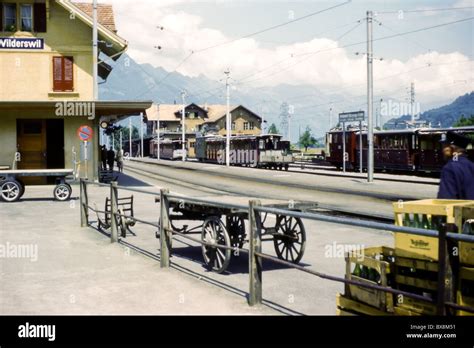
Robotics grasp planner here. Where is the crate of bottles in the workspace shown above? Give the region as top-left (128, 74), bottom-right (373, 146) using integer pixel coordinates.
top-left (394, 256), bottom-right (438, 293)
top-left (457, 267), bottom-right (474, 316)
top-left (394, 286), bottom-right (438, 316)
top-left (393, 199), bottom-right (474, 261)
top-left (336, 293), bottom-right (393, 316)
top-left (456, 206), bottom-right (474, 266)
top-left (344, 246), bottom-right (396, 312)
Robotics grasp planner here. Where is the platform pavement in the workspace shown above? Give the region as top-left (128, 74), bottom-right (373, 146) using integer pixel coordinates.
top-left (129, 157), bottom-right (438, 202)
top-left (0, 186), bottom-right (276, 315)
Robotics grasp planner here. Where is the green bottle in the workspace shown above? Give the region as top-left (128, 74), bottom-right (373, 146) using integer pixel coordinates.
top-left (353, 263), bottom-right (362, 277)
top-left (403, 213), bottom-right (411, 227)
top-left (368, 267), bottom-right (377, 282)
top-left (421, 215), bottom-right (430, 229)
top-left (361, 266), bottom-right (369, 279)
top-left (413, 214), bottom-right (421, 228)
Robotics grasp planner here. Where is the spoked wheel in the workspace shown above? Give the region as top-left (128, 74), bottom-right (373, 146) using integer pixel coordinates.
top-left (53, 184), bottom-right (72, 201)
top-left (273, 215), bottom-right (306, 264)
top-left (226, 215), bottom-right (246, 250)
top-left (201, 216), bottom-right (231, 273)
top-left (0, 180), bottom-right (22, 202)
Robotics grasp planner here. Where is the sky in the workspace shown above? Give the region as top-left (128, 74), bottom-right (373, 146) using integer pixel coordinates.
top-left (99, 0), bottom-right (474, 110)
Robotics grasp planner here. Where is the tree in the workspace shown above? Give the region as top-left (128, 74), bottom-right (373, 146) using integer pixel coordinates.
top-left (267, 123), bottom-right (280, 134)
top-left (298, 126), bottom-right (317, 151)
top-left (454, 114), bottom-right (474, 127)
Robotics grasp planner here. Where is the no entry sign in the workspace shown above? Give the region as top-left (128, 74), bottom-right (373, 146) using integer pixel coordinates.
top-left (77, 125), bottom-right (93, 142)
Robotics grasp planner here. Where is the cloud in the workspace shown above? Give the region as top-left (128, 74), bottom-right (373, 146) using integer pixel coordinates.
top-left (104, 0), bottom-right (473, 107)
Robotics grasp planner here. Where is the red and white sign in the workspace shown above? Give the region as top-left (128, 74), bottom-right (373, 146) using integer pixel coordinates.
top-left (77, 125), bottom-right (93, 142)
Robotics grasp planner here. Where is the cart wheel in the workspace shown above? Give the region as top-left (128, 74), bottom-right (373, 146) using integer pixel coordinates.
top-left (201, 216), bottom-right (231, 273)
top-left (273, 215), bottom-right (306, 264)
top-left (17, 179), bottom-right (26, 199)
top-left (0, 180), bottom-right (22, 202)
top-left (226, 215), bottom-right (246, 249)
top-left (284, 164), bottom-right (289, 171)
top-left (53, 183), bottom-right (72, 201)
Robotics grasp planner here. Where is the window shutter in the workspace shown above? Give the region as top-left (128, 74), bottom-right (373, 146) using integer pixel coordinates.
top-left (33, 3), bottom-right (47, 33)
top-left (63, 57), bottom-right (74, 91)
top-left (53, 57), bottom-right (63, 91)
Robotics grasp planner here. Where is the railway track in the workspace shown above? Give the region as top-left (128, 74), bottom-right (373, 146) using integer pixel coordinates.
top-left (290, 161), bottom-right (439, 186)
top-left (124, 161), bottom-right (395, 224)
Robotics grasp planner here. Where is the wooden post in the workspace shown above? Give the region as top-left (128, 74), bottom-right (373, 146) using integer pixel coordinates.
top-left (110, 181), bottom-right (119, 243)
top-left (160, 189), bottom-right (171, 268)
top-left (80, 179), bottom-right (89, 227)
top-left (248, 200), bottom-right (262, 306)
top-left (437, 223), bottom-right (457, 315)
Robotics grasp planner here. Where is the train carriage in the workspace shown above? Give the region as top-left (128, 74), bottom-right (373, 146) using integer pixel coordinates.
top-left (150, 138), bottom-right (186, 160)
top-left (326, 126), bottom-right (474, 174)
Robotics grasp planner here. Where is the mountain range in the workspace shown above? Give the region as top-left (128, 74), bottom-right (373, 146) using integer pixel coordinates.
top-left (100, 54), bottom-right (473, 138)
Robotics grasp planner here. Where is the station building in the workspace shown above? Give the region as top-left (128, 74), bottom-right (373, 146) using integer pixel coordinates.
top-left (146, 103), bottom-right (263, 157)
top-left (0, 0), bottom-right (151, 182)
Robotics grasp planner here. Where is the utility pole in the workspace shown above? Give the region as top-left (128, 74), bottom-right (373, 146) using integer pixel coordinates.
top-left (120, 130), bottom-right (122, 151)
top-left (410, 82), bottom-right (416, 124)
top-left (329, 107), bottom-right (333, 131)
top-left (181, 91), bottom-right (187, 162)
top-left (156, 119), bottom-right (160, 161)
top-left (225, 70), bottom-right (231, 167)
top-left (366, 10), bottom-right (374, 183)
top-left (92, 0), bottom-right (98, 101)
top-left (129, 118), bottom-right (132, 157)
top-left (140, 112), bottom-right (144, 158)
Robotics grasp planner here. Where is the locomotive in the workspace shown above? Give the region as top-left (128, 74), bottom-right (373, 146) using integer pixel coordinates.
top-left (195, 134), bottom-right (293, 170)
top-left (325, 126), bottom-right (474, 174)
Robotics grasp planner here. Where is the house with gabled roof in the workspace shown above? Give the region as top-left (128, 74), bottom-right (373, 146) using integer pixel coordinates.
top-left (146, 102), bottom-right (262, 157)
top-left (0, 0), bottom-right (152, 181)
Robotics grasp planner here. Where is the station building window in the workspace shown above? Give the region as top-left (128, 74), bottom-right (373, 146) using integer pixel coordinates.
top-left (3, 3), bottom-right (17, 31)
top-left (1, 3), bottom-right (46, 32)
top-left (20, 4), bottom-right (33, 32)
top-left (53, 56), bottom-right (74, 92)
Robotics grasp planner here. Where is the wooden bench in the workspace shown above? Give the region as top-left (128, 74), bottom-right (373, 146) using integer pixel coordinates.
top-left (95, 196), bottom-right (136, 237)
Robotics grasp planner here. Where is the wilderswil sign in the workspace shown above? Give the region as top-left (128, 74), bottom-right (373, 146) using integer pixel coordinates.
top-left (0, 38), bottom-right (44, 50)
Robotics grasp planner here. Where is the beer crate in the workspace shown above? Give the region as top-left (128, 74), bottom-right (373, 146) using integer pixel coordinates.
top-left (336, 293), bottom-right (392, 316)
top-left (455, 206), bottom-right (474, 266)
top-left (457, 267), bottom-right (474, 316)
top-left (344, 246), bottom-right (395, 312)
top-left (394, 290), bottom-right (438, 316)
top-left (393, 199), bottom-right (474, 261)
top-left (394, 256), bottom-right (439, 292)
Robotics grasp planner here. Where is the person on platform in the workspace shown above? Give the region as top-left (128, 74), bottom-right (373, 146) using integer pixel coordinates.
top-left (107, 148), bottom-right (115, 171)
top-left (437, 131), bottom-right (474, 200)
top-left (116, 148), bottom-right (124, 173)
top-left (100, 145), bottom-right (107, 171)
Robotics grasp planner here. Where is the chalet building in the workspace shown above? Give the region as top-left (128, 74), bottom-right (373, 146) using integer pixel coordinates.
top-left (146, 103), bottom-right (262, 157)
top-left (0, 0), bottom-right (151, 181)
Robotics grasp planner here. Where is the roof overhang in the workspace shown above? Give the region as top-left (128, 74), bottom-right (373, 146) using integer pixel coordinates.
top-left (56, 0), bottom-right (128, 79)
top-left (0, 101), bottom-right (153, 121)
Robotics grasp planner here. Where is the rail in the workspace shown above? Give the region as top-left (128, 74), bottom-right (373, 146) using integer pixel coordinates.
top-left (79, 178), bottom-right (474, 315)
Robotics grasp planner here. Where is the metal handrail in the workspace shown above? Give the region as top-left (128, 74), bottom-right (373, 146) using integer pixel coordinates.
top-left (78, 178), bottom-right (474, 315)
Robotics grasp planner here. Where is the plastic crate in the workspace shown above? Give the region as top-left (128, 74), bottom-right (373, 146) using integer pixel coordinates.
top-left (344, 246), bottom-right (395, 312)
top-left (393, 199), bottom-right (474, 261)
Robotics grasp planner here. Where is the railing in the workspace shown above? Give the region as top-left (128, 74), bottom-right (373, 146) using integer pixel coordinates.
top-left (79, 178), bottom-right (474, 315)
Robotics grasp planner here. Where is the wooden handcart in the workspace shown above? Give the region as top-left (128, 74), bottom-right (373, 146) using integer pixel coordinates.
top-left (155, 197), bottom-right (317, 273)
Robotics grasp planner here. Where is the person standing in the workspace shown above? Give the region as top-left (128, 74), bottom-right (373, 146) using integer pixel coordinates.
top-left (107, 148), bottom-right (115, 171)
top-left (116, 148), bottom-right (124, 173)
top-left (100, 145), bottom-right (107, 171)
top-left (438, 131), bottom-right (474, 200)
